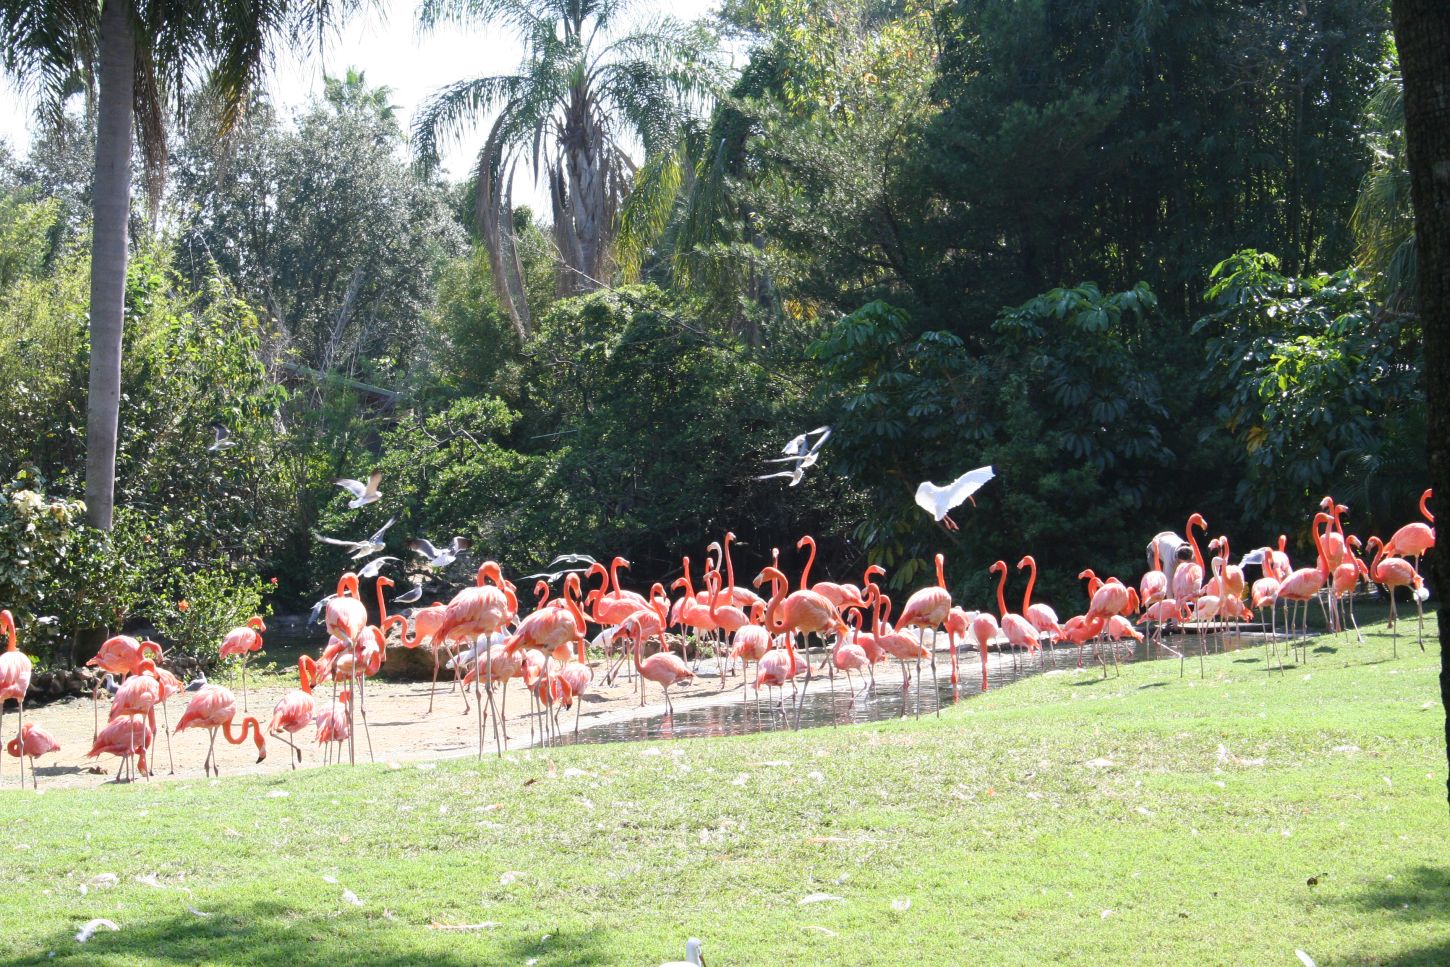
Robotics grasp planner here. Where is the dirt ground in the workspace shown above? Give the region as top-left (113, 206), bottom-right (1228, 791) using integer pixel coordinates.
top-left (3, 638), bottom-right (953, 791)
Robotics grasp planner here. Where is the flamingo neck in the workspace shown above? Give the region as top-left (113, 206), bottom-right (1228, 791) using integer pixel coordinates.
top-left (799, 537), bottom-right (816, 589)
top-left (1423, 489), bottom-right (1435, 523)
top-left (1021, 558), bottom-right (1037, 613)
top-left (1185, 519), bottom-right (1204, 568)
top-left (724, 534), bottom-right (736, 593)
top-left (993, 564), bottom-right (1008, 619)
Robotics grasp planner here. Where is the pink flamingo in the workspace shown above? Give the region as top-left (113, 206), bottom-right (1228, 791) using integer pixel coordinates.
top-left (432, 562), bottom-right (517, 715)
top-left (268, 655), bottom-right (319, 768)
top-left (712, 532), bottom-right (766, 610)
top-left (0, 609), bottom-right (32, 786)
top-left (968, 610), bottom-right (1000, 685)
top-left (631, 599), bottom-right (694, 715)
top-left (1318, 497), bottom-right (1349, 572)
top-left (1385, 488), bottom-right (1434, 573)
top-left (1172, 513), bottom-right (1208, 602)
top-left (1330, 536), bottom-right (1368, 642)
top-left (944, 605), bottom-right (971, 694)
top-left (795, 535), bottom-right (865, 610)
top-left (706, 570), bottom-right (755, 690)
top-left (84, 635), bottom-right (163, 739)
top-left (896, 553), bottom-right (953, 715)
top-left (1269, 535), bottom-right (1293, 581)
top-left (315, 690), bottom-right (353, 763)
top-left (752, 570), bottom-right (799, 711)
top-left (1275, 512), bottom-right (1334, 662)
top-left (990, 560), bottom-right (1041, 665)
top-left (587, 558), bottom-right (650, 625)
top-left (175, 684), bottom-right (267, 776)
top-left (218, 615), bottom-right (266, 712)
top-left (754, 561), bottom-right (848, 721)
top-left (1365, 535), bottom-right (1426, 655)
top-left (6, 721), bottom-right (59, 788)
top-left (87, 714), bottom-right (152, 782)
top-left (1139, 542), bottom-right (1169, 608)
top-left (1018, 556), bottom-right (1065, 641)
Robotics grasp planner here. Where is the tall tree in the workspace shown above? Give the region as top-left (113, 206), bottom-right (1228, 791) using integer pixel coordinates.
top-left (1390, 0), bottom-right (1450, 807)
top-left (413, 0), bottom-right (717, 340)
top-left (0, 0), bottom-right (358, 531)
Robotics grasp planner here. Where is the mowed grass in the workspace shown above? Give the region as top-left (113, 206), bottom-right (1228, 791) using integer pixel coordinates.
top-left (3, 615), bottom-right (1446, 966)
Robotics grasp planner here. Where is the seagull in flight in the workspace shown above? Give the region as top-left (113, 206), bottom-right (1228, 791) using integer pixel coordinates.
top-left (524, 553), bottom-right (599, 582)
top-left (756, 426), bottom-right (832, 487)
top-left (308, 594), bottom-right (338, 625)
top-left (314, 516), bottom-right (396, 560)
top-left (408, 536), bottom-right (471, 568)
top-left (208, 423), bottom-right (237, 452)
top-left (358, 555), bottom-right (399, 579)
top-left (781, 426), bottom-right (831, 458)
top-left (914, 465), bottom-right (994, 531)
top-left (333, 470), bottom-right (383, 509)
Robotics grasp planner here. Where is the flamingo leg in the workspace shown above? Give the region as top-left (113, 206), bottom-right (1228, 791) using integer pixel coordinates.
top-left (160, 696), bottom-right (175, 774)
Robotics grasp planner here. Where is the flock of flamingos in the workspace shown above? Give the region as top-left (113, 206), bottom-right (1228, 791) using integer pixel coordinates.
top-left (0, 488), bottom-right (1436, 787)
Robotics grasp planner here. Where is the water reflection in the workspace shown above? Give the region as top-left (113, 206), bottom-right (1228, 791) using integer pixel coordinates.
top-left (556, 631), bottom-right (1265, 747)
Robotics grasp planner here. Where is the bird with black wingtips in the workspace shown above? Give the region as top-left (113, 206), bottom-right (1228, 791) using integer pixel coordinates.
top-left (314, 516), bottom-right (396, 560)
top-left (408, 536), bottom-right (472, 568)
top-left (208, 422), bottom-right (237, 451)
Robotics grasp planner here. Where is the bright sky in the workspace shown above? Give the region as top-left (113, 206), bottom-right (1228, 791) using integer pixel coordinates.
top-left (0, 0), bottom-right (722, 209)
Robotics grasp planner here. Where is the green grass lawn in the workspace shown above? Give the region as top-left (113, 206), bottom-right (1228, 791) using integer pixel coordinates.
top-left (4, 614), bottom-right (1446, 966)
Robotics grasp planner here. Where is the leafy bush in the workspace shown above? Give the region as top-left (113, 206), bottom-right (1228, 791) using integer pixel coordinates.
top-left (147, 564), bottom-right (273, 669)
top-left (1195, 250), bottom-right (1425, 530)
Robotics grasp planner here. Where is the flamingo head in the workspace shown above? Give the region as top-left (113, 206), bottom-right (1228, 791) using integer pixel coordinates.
top-left (5, 737), bottom-right (18, 757)
top-left (534, 579), bottom-right (550, 602)
top-left (477, 561), bottom-right (504, 587)
top-left (337, 572), bottom-right (361, 598)
top-left (0, 609), bottom-right (13, 650)
top-left (1077, 568), bottom-right (1098, 583)
top-left (611, 556), bottom-right (631, 573)
top-left (1319, 495), bottom-right (1335, 511)
top-left (247, 615), bottom-right (268, 633)
top-left (796, 534), bottom-right (815, 552)
top-left (140, 640), bottom-right (165, 661)
top-left (863, 564), bottom-right (886, 587)
top-left (1187, 512), bottom-right (1207, 532)
top-left (649, 583), bottom-right (668, 605)
top-left (1016, 555), bottom-right (1034, 571)
top-left (989, 560), bottom-right (1006, 576)
top-left (586, 562), bottom-right (607, 584)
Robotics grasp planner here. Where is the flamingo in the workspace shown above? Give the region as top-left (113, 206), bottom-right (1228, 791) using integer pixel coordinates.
top-left (1269, 535), bottom-right (1293, 581)
top-left (990, 560), bottom-right (1041, 665)
top-left (87, 714), bottom-right (152, 782)
top-left (6, 722), bottom-right (59, 788)
top-left (1365, 535), bottom-right (1426, 655)
top-left (269, 656), bottom-right (319, 768)
top-left (1017, 555), bottom-right (1065, 641)
top-left (1172, 513), bottom-right (1208, 602)
top-left (944, 605), bottom-right (971, 694)
top-left (796, 534), bottom-right (865, 609)
top-left (1062, 614), bottom-right (1105, 671)
top-left (587, 557), bottom-right (650, 625)
top-left (1275, 512), bottom-right (1334, 661)
top-left (1331, 536), bottom-right (1367, 642)
top-left (387, 602), bottom-right (453, 711)
top-left (752, 570), bottom-right (799, 712)
top-left (754, 563), bottom-right (848, 722)
top-left (84, 635), bottom-right (163, 739)
top-left (1385, 488), bottom-right (1434, 573)
top-left (714, 532), bottom-right (766, 609)
top-left (706, 571), bottom-right (754, 689)
top-left (558, 643), bottom-right (594, 740)
top-left (218, 616), bottom-right (266, 712)
top-left (433, 562), bottom-right (517, 718)
top-left (0, 609), bottom-right (32, 786)
top-left (315, 690), bottom-right (353, 763)
top-left (1139, 541), bottom-right (1169, 608)
top-left (1318, 497), bottom-right (1349, 573)
top-left (896, 553), bottom-right (953, 715)
top-left (175, 684), bottom-right (267, 776)
top-left (631, 599), bottom-right (695, 715)
top-left (968, 610), bottom-right (1000, 683)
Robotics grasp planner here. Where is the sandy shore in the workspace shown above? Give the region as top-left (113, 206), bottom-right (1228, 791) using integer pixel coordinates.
top-left (3, 635), bottom-right (967, 790)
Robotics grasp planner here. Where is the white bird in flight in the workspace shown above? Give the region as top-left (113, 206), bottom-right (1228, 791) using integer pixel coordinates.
top-left (914, 465), bottom-right (994, 531)
top-left (408, 536), bottom-right (471, 568)
top-left (333, 470), bottom-right (383, 508)
top-left (314, 516), bottom-right (396, 560)
top-left (757, 426), bottom-right (832, 486)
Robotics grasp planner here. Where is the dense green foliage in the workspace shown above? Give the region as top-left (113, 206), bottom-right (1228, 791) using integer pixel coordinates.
top-left (0, 0), bottom-right (1429, 643)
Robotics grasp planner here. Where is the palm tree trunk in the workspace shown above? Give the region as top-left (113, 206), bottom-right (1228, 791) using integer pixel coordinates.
top-left (85, 0), bottom-right (136, 532)
top-left (1391, 0), bottom-right (1450, 809)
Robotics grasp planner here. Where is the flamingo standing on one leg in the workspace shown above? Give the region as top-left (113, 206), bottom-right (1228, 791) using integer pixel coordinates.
top-left (6, 722), bottom-right (59, 788)
top-left (174, 684), bottom-right (267, 776)
top-left (1385, 488), bottom-right (1435, 577)
top-left (1365, 536), bottom-right (1426, 656)
top-left (218, 616), bottom-right (266, 713)
top-left (0, 610), bottom-right (33, 787)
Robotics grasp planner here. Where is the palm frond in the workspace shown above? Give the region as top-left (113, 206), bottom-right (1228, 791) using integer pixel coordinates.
top-left (412, 73), bottom-right (527, 168)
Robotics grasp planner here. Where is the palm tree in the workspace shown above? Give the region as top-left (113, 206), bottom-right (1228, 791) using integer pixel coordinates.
top-left (0, 0), bottom-right (359, 531)
top-left (414, 0), bottom-right (718, 340)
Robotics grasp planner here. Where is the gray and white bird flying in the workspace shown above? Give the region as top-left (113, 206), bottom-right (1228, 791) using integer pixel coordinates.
top-left (333, 470), bottom-right (383, 508)
top-left (408, 536), bottom-right (471, 568)
top-left (208, 423), bottom-right (237, 452)
top-left (314, 516), bottom-right (396, 560)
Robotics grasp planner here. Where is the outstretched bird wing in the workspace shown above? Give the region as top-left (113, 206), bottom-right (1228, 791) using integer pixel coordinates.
top-left (449, 536), bottom-right (472, 554)
top-left (363, 470), bottom-right (383, 499)
top-left (208, 423), bottom-right (236, 451)
top-left (314, 533), bottom-right (363, 551)
top-left (333, 478), bottom-right (368, 498)
top-left (914, 465), bottom-right (994, 520)
top-left (358, 556), bottom-right (398, 579)
top-left (408, 537), bottom-right (441, 560)
top-left (368, 516), bottom-right (398, 544)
